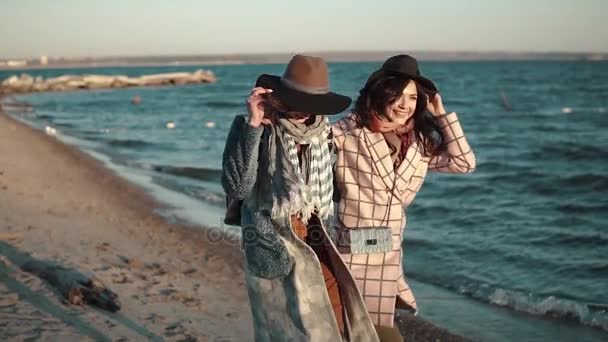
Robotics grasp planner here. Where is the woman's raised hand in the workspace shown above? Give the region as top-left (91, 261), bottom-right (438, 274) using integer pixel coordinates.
top-left (247, 87), bottom-right (274, 127)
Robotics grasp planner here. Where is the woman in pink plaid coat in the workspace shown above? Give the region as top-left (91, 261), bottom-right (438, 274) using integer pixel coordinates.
top-left (331, 54), bottom-right (476, 339)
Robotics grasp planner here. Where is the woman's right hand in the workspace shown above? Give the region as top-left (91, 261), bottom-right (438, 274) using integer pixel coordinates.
top-left (247, 87), bottom-right (274, 127)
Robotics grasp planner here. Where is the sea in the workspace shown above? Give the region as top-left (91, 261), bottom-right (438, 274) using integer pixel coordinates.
top-left (2, 60), bottom-right (607, 341)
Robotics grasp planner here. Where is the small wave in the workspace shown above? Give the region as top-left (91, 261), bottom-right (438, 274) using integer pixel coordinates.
top-left (559, 174), bottom-right (608, 191)
top-left (107, 139), bottom-right (159, 149)
top-left (553, 106), bottom-right (608, 114)
top-left (528, 124), bottom-right (563, 133)
top-left (532, 144), bottom-right (608, 161)
top-left (483, 170), bottom-right (545, 185)
top-left (403, 237), bottom-right (436, 249)
top-left (528, 230), bottom-right (608, 248)
top-left (152, 177), bottom-right (224, 206)
top-left (152, 165), bottom-right (222, 182)
top-left (526, 173), bottom-right (608, 196)
top-left (77, 99), bottom-right (122, 107)
top-left (53, 121), bottom-right (77, 129)
top-left (35, 114), bottom-right (54, 121)
top-left (444, 98), bottom-right (474, 106)
top-left (476, 161), bottom-right (511, 172)
top-left (443, 183), bottom-right (493, 197)
top-left (205, 100), bottom-right (242, 109)
top-left (476, 161), bottom-right (539, 176)
top-left (77, 130), bottom-right (107, 141)
top-left (183, 187), bottom-right (224, 205)
top-left (487, 288), bottom-right (608, 332)
top-left (556, 203), bottom-right (608, 215)
top-left (407, 203), bottom-right (453, 217)
top-left (413, 275), bottom-right (608, 332)
top-left (546, 216), bottom-right (596, 231)
top-left (589, 264), bottom-right (608, 272)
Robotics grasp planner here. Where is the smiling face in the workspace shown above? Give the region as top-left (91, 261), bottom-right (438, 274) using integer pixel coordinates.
top-left (354, 74), bottom-right (427, 133)
top-left (382, 80), bottom-right (418, 130)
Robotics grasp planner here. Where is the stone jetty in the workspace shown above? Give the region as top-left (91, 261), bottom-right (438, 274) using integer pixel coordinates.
top-left (0, 69), bottom-right (216, 95)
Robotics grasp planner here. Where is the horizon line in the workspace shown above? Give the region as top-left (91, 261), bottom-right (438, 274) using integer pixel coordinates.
top-left (3, 48), bottom-right (608, 61)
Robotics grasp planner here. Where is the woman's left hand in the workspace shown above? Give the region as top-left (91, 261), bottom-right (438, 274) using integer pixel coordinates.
top-left (426, 93), bottom-right (447, 117)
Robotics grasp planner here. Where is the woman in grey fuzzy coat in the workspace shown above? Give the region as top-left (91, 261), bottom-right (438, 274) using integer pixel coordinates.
top-left (221, 55), bottom-right (379, 341)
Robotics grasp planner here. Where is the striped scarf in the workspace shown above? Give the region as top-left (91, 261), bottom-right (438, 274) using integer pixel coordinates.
top-left (263, 115), bottom-right (333, 224)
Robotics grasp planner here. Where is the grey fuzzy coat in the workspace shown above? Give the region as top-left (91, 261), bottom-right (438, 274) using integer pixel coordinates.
top-left (221, 115), bottom-right (379, 342)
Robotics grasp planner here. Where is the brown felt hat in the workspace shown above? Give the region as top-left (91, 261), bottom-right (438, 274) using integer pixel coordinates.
top-left (255, 54), bottom-right (351, 115)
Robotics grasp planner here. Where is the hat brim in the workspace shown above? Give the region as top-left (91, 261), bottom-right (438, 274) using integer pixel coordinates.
top-left (367, 69), bottom-right (438, 97)
top-left (255, 74), bottom-right (351, 115)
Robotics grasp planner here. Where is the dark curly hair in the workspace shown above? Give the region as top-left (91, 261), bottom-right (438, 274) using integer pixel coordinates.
top-left (353, 73), bottom-right (446, 156)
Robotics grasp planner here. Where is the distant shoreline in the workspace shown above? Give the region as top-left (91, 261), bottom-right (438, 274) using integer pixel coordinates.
top-left (2, 50), bottom-right (606, 71)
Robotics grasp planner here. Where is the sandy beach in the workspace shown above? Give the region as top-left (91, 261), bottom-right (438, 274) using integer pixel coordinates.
top-left (0, 107), bottom-right (468, 341)
top-left (0, 108), bottom-right (252, 341)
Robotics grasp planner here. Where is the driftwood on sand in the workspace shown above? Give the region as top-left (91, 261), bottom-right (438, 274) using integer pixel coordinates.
top-left (0, 69), bottom-right (216, 95)
top-left (0, 242), bottom-right (121, 313)
top-left (21, 259), bottom-right (121, 312)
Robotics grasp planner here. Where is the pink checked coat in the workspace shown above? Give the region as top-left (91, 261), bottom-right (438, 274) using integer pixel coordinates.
top-left (331, 112), bottom-right (476, 327)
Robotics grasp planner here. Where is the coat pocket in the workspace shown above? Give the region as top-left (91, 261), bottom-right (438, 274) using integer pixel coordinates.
top-left (334, 226), bottom-right (393, 254)
top-left (241, 212), bottom-right (294, 279)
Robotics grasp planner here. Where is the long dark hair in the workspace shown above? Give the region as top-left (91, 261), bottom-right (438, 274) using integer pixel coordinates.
top-left (263, 93), bottom-right (288, 113)
top-left (353, 73), bottom-right (445, 156)
top-left (261, 93), bottom-right (318, 125)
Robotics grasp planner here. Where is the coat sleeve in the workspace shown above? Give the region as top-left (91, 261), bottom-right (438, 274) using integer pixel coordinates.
top-left (221, 115), bottom-right (265, 199)
top-left (428, 112), bottom-right (476, 173)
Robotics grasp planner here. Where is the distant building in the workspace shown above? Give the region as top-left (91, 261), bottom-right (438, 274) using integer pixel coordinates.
top-left (588, 54), bottom-right (606, 61)
top-left (7, 60), bottom-right (27, 67)
top-left (40, 55), bottom-right (48, 65)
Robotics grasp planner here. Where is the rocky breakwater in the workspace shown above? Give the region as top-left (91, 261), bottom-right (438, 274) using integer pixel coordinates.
top-left (0, 69), bottom-right (216, 95)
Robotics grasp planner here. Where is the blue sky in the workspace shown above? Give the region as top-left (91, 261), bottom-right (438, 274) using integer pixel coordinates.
top-left (0, 0), bottom-right (606, 58)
